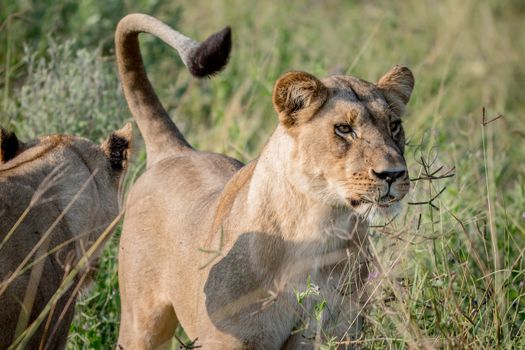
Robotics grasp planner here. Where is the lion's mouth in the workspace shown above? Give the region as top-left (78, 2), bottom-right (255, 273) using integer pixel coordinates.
top-left (376, 195), bottom-right (397, 207)
top-left (349, 198), bottom-right (363, 207)
top-left (348, 195), bottom-right (398, 208)
top-left (346, 194), bottom-right (405, 223)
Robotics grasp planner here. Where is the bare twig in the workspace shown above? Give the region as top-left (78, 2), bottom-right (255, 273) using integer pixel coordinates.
top-left (174, 334), bottom-right (201, 349)
top-left (481, 107), bottom-right (503, 126)
top-left (408, 186), bottom-right (447, 210)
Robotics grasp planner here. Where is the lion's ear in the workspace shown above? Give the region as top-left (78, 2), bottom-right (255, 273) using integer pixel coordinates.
top-left (0, 127), bottom-right (19, 164)
top-left (377, 65), bottom-right (414, 116)
top-left (101, 122), bottom-right (132, 171)
top-left (272, 71), bottom-right (328, 127)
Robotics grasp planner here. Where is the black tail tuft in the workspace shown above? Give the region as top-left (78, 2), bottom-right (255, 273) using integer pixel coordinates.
top-left (188, 26), bottom-right (232, 78)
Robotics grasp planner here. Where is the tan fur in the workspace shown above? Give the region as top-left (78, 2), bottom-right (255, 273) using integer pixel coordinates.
top-left (0, 124), bottom-right (132, 349)
top-left (115, 14), bottom-right (414, 349)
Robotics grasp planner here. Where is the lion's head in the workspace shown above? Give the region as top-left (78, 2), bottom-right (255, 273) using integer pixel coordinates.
top-left (272, 66), bottom-right (414, 222)
top-left (0, 124), bottom-right (133, 234)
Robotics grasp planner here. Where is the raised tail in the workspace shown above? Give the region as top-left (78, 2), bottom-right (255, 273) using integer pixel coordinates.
top-left (115, 14), bottom-right (231, 167)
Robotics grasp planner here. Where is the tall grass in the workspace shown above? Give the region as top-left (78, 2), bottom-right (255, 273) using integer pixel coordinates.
top-left (1, 0), bottom-right (524, 348)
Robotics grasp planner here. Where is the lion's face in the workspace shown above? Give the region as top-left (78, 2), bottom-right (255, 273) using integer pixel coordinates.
top-left (273, 67), bottom-right (414, 221)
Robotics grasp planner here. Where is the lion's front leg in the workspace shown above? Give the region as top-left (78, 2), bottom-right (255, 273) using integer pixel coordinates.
top-left (282, 258), bottom-right (368, 350)
top-left (281, 291), bottom-right (364, 349)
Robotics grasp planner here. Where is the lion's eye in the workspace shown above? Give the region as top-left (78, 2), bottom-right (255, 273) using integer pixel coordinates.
top-left (335, 124), bottom-right (356, 138)
top-left (390, 121), bottom-right (402, 137)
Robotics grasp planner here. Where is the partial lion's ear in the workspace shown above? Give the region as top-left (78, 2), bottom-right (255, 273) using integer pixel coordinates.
top-left (377, 65), bottom-right (414, 116)
top-left (0, 127), bottom-right (19, 164)
top-left (101, 122), bottom-right (132, 171)
top-left (272, 71), bottom-right (328, 127)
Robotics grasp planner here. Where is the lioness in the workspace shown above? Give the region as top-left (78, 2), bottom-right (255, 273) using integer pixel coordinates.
top-left (0, 124), bottom-right (131, 349)
top-left (116, 14), bottom-right (413, 349)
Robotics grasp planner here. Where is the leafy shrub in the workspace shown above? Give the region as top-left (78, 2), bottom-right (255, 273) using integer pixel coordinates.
top-left (9, 39), bottom-right (127, 142)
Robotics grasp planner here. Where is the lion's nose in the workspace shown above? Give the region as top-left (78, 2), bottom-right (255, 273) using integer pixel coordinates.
top-left (371, 169), bottom-right (406, 184)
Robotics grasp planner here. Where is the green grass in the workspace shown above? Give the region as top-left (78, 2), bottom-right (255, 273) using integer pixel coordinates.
top-left (2, 0), bottom-right (525, 348)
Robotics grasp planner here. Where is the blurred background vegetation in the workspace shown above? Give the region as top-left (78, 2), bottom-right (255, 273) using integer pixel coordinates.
top-left (1, 0), bottom-right (525, 348)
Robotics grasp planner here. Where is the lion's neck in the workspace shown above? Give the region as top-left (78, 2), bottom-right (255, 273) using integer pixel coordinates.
top-left (233, 126), bottom-right (367, 284)
top-left (245, 126), bottom-right (366, 244)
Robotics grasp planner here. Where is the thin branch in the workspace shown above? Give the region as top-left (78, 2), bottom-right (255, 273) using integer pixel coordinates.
top-left (408, 186), bottom-right (447, 209)
top-left (481, 107), bottom-right (503, 126)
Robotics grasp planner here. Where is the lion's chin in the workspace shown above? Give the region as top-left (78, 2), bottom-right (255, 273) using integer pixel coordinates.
top-left (349, 200), bottom-right (404, 226)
